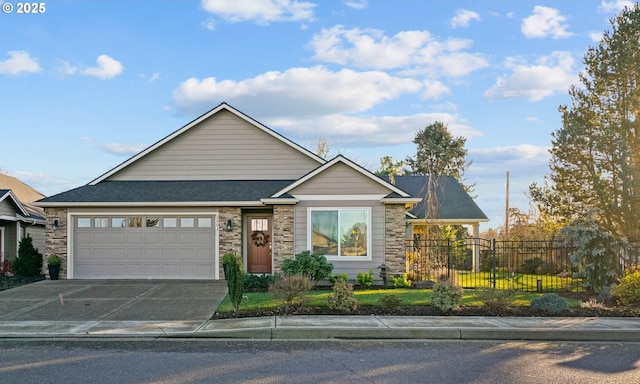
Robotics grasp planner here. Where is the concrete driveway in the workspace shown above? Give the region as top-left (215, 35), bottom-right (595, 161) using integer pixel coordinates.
top-left (0, 279), bottom-right (228, 322)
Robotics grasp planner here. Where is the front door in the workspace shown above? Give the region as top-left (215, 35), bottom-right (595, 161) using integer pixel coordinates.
top-left (246, 216), bottom-right (272, 273)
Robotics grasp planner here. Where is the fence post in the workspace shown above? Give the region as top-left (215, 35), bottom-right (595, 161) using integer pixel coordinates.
top-left (447, 239), bottom-right (451, 281)
top-left (492, 238), bottom-right (497, 289)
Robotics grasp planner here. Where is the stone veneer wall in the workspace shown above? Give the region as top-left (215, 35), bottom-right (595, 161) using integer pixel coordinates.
top-left (271, 205), bottom-right (294, 274)
top-left (217, 207), bottom-right (242, 277)
top-left (384, 204), bottom-right (407, 276)
top-left (44, 207), bottom-right (69, 279)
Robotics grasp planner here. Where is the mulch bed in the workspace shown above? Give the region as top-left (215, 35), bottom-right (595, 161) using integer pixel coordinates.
top-left (0, 275), bottom-right (45, 291)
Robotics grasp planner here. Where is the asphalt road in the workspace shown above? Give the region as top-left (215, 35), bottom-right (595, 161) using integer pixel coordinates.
top-left (1, 339), bottom-right (639, 383)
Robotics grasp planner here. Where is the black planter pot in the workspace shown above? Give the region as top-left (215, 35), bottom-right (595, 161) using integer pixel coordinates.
top-left (48, 264), bottom-right (60, 280)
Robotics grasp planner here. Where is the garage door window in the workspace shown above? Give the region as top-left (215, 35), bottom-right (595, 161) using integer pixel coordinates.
top-left (94, 218), bottom-right (108, 228)
top-left (198, 218), bottom-right (212, 228)
top-left (77, 218), bottom-right (92, 228)
top-left (111, 218), bottom-right (125, 227)
top-left (181, 218), bottom-right (195, 228)
top-left (163, 218), bottom-right (177, 228)
top-left (146, 218), bottom-right (160, 227)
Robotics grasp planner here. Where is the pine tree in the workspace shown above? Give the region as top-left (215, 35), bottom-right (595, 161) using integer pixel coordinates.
top-left (530, 5), bottom-right (640, 241)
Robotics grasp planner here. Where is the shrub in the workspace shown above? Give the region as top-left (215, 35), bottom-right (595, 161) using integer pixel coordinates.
top-left (330, 273), bottom-right (349, 284)
top-left (561, 211), bottom-right (626, 293)
top-left (478, 289), bottom-right (515, 311)
top-left (13, 235), bottom-right (43, 277)
top-left (222, 253), bottom-right (244, 312)
top-left (480, 252), bottom-right (498, 273)
top-left (281, 251), bottom-right (333, 281)
top-left (390, 273), bottom-right (412, 288)
top-left (611, 268), bottom-right (640, 306)
top-left (530, 293), bottom-right (570, 313)
top-left (47, 255), bottom-right (61, 265)
top-left (431, 281), bottom-right (463, 311)
top-left (327, 279), bottom-right (358, 313)
top-left (522, 258), bottom-right (544, 274)
top-left (244, 274), bottom-right (277, 292)
top-left (356, 269), bottom-right (374, 288)
top-left (379, 294), bottom-right (402, 309)
top-left (269, 274), bottom-right (314, 310)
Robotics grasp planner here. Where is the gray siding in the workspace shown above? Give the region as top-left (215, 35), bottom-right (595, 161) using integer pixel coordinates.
top-left (290, 163), bottom-right (391, 196)
top-left (108, 110), bottom-right (321, 181)
top-left (0, 199), bottom-right (16, 217)
top-left (294, 200), bottom-right (385, 279)
top-left (1, 221), bottom-right (18, 260)
top-left (25, 225), bottom-right (46, 257)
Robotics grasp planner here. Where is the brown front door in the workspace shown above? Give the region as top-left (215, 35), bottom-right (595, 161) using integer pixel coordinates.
top-left (246, 216), bottom-right (272, 273)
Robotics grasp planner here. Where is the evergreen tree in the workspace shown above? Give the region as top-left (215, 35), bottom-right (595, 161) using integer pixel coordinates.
top-left (405, 121), bottom-right (474, 194)
top-left (13, 234), bottom-right (43, 277)
top-left (530, 5), bottom-right (640, 241)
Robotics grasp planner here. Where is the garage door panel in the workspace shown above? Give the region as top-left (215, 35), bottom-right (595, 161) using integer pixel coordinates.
top-left (74, 215), bottom-right (216, 279)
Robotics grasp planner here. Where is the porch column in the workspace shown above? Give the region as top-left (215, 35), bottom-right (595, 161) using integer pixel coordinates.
top-left (472, 222), bottom-right (480, 272)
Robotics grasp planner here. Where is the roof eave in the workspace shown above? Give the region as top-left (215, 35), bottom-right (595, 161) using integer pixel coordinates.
top-left (407, 218), bottom-right (490, 224)
top-left (36, 201), bottom-right (267, 208)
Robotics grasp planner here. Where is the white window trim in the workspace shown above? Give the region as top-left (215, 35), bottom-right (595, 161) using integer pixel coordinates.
top-left (307, 207), bottom-right (372, 261)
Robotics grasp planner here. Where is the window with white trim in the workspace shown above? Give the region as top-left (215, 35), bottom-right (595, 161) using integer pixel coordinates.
top-left (309, 208), bottom-right (370, 259)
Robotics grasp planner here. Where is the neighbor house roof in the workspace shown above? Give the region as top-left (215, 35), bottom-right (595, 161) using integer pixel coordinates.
top-left (384, 175), bottom-right (489, 223)
top-left (36, 180), bottom-right (297, 207)
top-left (0, 175), bottom-right (46, 224)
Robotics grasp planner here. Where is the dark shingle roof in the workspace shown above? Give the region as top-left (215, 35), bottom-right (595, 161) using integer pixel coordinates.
top-left (383, 175), bottom-right (488, 221)
top-left (38, 180), bottom-right (296, 203)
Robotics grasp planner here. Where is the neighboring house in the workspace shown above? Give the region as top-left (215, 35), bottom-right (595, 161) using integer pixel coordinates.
top-left (36, 103), bottom-right (488, 280)
top-left (0, 174), bottom-right (47, 266)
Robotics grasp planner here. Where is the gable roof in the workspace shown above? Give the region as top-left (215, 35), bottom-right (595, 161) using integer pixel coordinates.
top-left (272, 155), bottom-right (420, 203)
top-left (89, 102), bottom-right (325, 185)
top-left (386, 175), bottom-right (489, 223)
top-left (0, 189), bottom-right (30, 218)
top-left (0, 174), bottom-right (44, 203)
top-left (36, 180), bottom-right (296, 207)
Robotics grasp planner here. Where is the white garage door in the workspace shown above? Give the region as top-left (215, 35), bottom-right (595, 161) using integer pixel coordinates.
top-left (73, 215), bottom-right (217, 279)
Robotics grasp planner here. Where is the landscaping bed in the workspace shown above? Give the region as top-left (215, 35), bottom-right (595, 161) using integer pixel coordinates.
top-left (211, 290), bottom-right (640, 320)
top-left (0, 275), bottom-right (45, 291)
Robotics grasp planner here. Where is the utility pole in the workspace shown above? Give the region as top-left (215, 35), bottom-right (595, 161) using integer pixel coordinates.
top-left (505, 171), bottom-right (509, 240)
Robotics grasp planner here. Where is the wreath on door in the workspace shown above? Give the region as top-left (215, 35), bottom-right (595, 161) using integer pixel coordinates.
top-left (251, 230), bottom-right (270, 247)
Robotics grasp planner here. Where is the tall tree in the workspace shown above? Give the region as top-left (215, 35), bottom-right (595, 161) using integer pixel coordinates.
top-left (375, 155), bottom-right (405, 184)
top-left (405, 121), bottom-right (474, 194)
top-left (530, 5), bottom-right (640, 241)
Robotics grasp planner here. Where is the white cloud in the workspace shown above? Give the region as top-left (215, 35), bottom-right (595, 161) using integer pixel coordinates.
top-left (451, 9), bottom-right (481, 28)
top-left (103, 142), bottom-right (148, 156)
top-left (421, 79), bottom-right (451, 99)
top-left (0, 51), bottom-right (41, 75)
top-left (345, 0), bottom-right (367, 10)
top-left (200, 0), bottom-right (315, 24)
top-left (55, 60), bottom-right (78, 76)
top-left (469, 145), bottom-right (550, 177)
top-left (308, 26), bottom-right (488, 76)
top-left (80, 55), bottom-right (123, 80)
top-left (271, 112), bottom-right (481, 147)
top-left (484, 51), bottom-right (577, 101)
top-left (202, 18), bottom-right (216, 30)
top-left (521, 6), bottom-right (572, 39)
top-left (600, 0), bottom-right (634, 13)
top-left (172, 66), bottom-right (422, 116)
top-left (6, 170), bottom-right (77, 198)
top-left (589, 31), bottom-right (604, 43)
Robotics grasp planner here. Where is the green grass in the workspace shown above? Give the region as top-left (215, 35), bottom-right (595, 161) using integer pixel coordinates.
top-left (454, 271), bottom-right (581, 292)
top-left (215, 288), bottom-right (580, 313)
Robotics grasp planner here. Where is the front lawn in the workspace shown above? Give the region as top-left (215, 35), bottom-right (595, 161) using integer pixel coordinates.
top-left (215, 288), bottom-right (566, 314)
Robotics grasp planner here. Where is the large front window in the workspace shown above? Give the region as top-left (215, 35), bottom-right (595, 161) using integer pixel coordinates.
top-left (309, 208), bottom-right (370, 259)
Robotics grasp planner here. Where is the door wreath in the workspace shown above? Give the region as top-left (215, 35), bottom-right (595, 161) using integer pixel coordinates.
top-left (251, 230), bottom-right (270, 247)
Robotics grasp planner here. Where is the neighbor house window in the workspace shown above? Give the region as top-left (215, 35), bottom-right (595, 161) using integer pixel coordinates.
top-left (309, 208), bottom-right (370, 259)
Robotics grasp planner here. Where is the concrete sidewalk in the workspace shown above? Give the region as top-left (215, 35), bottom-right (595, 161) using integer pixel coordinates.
top-left (1, 315), bottom-right (639, 341)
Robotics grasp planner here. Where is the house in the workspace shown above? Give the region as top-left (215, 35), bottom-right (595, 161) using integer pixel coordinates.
top-left (0, 174), bottom-right (47, 267)
top-left (36, 103), bottom-right (487, 280)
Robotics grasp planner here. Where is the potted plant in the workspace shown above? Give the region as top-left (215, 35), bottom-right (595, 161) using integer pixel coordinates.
top-left (47, 255), bottom-right (61, 280)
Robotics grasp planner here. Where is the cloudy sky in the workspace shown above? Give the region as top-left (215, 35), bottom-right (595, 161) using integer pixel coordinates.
top-left (0, 0), bottom-right (633, 229)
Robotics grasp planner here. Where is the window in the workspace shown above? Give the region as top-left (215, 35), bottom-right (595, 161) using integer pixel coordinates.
top-left (111, 218), bottom-right (126, 228)
top-left (309, 208), bottom-right (370, 259)
top-left (163, 218), bottom-right (177, 228)
top-left (180, 218), bottom-right (194, 228)
top-left (146, 218), bottom-right (160, 227)
top-left (128, 217), bottom-right (143, 227)
top-left (77, 218), bottom-right (91, 228)
top-left (94, 218), bottom-right (108, 228)
top-left (198, 218), bottom-right (212, 228)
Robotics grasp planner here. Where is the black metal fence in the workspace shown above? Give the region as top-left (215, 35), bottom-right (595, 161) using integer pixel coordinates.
top-left (406, 238), bottom-right (640, 292)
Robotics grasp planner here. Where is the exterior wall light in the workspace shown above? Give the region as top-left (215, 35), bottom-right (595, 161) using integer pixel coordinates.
top-left (226, 219), bottom-right (233, 231)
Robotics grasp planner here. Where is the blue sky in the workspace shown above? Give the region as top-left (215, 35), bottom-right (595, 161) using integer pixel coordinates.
top-left (0, 0), bottom-right (633, 230)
